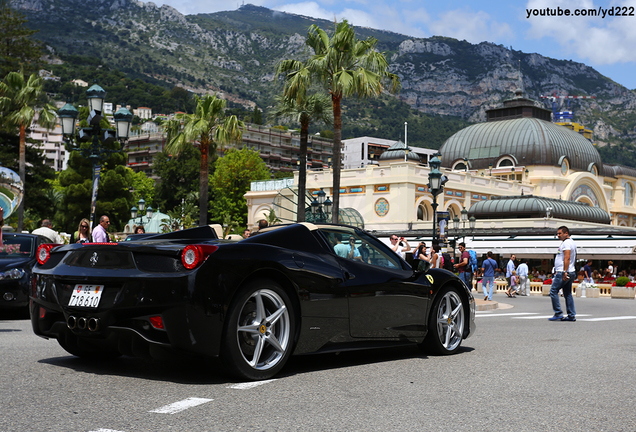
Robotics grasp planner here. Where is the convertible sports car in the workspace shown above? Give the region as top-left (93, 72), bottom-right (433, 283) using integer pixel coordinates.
top-left (31, 223), bottom-right (475, 380)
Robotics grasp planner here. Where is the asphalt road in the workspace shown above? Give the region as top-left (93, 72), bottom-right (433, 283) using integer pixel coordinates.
top-left (2, 296), bottom-right (636, 432)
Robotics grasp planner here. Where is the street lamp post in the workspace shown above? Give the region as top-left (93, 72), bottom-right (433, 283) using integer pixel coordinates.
top-left (309, 188), bottom-right (333, 223)
top-left (58, 85), bottom-right (133, 229)
top-left (130, 197), bottom-right (154, 230)
top-left (427, 153), bottom-right (447, 244)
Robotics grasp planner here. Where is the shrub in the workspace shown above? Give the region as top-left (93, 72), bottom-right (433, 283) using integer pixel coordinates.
top-left (615, 276), bottom-right (630, 287)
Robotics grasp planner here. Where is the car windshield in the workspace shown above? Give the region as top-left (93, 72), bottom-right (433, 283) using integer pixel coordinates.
top-left (0, 236), bottom-right (33, 258)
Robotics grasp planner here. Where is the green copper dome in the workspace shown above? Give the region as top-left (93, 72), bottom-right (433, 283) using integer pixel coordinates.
top-left (440, 117), bottom-right (602, 172)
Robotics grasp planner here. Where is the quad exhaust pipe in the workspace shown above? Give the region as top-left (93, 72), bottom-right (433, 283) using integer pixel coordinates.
top-left (67, 315), bottom-right (101, 332)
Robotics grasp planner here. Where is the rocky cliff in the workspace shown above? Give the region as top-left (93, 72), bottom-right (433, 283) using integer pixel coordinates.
top-left (10, 0), bottom-right (636, 146)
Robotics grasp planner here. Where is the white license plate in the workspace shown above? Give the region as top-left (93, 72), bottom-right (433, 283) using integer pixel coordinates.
top-left (69, 284), bottom-right (104, 308)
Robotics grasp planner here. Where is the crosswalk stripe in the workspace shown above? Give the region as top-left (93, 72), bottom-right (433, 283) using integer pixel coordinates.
top-left (578, 316), bottom-right (636, 322)
top-left (228, 379), bottom-right (277, 390)
top-left (476, 312), bottom-right (537, 317)
top-left (149, 397), bottom-right (213, 414)
top-left (513, 314), bottom-right (590, 320)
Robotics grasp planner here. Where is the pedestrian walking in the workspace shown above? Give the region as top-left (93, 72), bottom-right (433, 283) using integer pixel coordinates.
top-left (549, 225), bottom-right (577, 321)
top-left (70, 218), bottom-right (92, 243)
top-left (32, 219), bottom-right (63, 244)
top-left (516, 258), bottom-right (529, 296)
top-left (584, 259), bottom-right (593, 284)
top-left (454, 242), bottom-right (472, 289)
top-left (506, 270), bottom-right (518, 298)
top-left (505, 254), bottom-right (516, 292)
top-left (92, 215), bottom-right (111, 243)
top-left (481, 251), bottom-right (497, 301)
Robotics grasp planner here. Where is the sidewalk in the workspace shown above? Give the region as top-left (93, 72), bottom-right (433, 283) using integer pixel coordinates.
top-left (474, 292), bottom-right (515, 311)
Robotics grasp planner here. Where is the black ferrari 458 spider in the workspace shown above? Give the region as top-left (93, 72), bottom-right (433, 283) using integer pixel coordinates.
top-left (31, 223), bottom-right (475, 380)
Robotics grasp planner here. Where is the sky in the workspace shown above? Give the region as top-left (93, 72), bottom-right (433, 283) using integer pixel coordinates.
top-left (154, 0), bottom-right (636, 90)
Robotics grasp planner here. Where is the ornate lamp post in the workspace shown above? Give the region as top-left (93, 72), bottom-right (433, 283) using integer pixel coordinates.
top-left (58, 85), bottom-right (133, 228)
top-left (428, 154), bottom-right (447, 244)
top-left (309, 188), bottom-right (332, 223)
top-left (130, 197), bottom-right (153, 228)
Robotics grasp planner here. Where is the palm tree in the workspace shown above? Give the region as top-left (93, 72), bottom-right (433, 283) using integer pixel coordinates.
top-left (271, 93), bottom-right (331, 222)
top-left (277, 19), bottom-right (400, 223)
top-left (0, 71), bottom-right (57, 230)
top-left (165, 94), bottom-right (243, 226)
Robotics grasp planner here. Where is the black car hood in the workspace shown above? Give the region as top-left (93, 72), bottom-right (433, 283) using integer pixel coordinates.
top-left (0, 257), bottom-right (33, 269)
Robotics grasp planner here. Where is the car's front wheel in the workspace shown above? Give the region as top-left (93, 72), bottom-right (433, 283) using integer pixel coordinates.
top-left (422, 286), bottom-right (465, 355)
top-left (221, 280), bottom-right (296, 380)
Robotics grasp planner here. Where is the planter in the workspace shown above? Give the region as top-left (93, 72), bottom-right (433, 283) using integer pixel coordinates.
top-left (611, 286), bottom-right (636, 299)
top-left (542, 284), bottom-right (551, 296)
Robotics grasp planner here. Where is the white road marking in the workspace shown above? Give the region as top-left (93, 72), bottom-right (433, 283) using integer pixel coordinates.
top-left (149, 397), bottom-right (213, 414)
top-left (90, 429), bottom-right (125, 432)
top-left (579, 316), bottom-right (636, 322)
top-left (475, 312), bottom-right (538, 317)
top-left (228, 379), bottom-right (277, 390)
top-left (514, 314), bottom-right (590, 320)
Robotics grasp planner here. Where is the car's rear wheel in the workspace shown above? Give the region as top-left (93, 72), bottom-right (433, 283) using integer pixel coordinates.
top-left (422, 286), bottom-right (465, 355)
top-left (57, 333), bottom-right (121, 360)
top-left (221, 280), bottom-right (295, 380)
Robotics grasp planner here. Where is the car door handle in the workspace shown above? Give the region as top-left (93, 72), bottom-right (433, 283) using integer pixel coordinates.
top-left (345, 271), bottom-right (355, 280)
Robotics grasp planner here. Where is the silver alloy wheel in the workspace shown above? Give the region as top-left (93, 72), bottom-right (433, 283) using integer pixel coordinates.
top-left (435, 290), bottom-right (464, 351)
top-left (235, 288), bottom-right (291, 371)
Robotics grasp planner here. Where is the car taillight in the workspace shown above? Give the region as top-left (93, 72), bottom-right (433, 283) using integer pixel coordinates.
top-left (37, 244), bottom-right (55, 265)
top-left (149, 316), bottom-right (164, 330)
top-left (181, 244), bottom-right (218, 270)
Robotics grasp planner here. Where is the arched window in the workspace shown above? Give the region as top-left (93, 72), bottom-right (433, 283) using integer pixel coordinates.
top-left (625, 183), bottom-right (634, 207)
top-left (498, 159), bottom-right (514, 167)
top-left (417, 203), bottom-right (429, 221)
top-left (452, 162), bottom-right (466, 171)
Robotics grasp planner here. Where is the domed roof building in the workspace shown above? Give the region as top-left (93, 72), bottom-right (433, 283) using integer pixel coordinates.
top-left (378, 140), bottom-right (421, 163)
top-left (440, 89), bottom-right (602, 175)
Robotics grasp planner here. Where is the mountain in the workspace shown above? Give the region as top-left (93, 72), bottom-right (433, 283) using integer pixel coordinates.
top-left (10, 0), bottom-right (636, 155)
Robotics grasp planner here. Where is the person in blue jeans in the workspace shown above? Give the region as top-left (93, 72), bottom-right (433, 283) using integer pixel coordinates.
top-left (454, 242), bottom-right (472, 290)
top-left (549, 225), bottom-right (577, 321)
top-left (481, 251), bottom-right (497, 301)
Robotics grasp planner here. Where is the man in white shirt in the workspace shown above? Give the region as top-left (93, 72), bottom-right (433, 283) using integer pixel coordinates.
top-left (549, 225), bottom-right (577, 321)
top-left (32, 219), bottom-right (63, 244)
top-left (389, 234), bottom-right (411, 260)
top-left (516, 259), bottom-right (529, 296)
top-left (92, 215), bottom-right (111, 243)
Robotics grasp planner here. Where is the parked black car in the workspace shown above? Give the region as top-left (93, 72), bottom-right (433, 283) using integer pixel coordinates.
top-left (1, 233), bottom-right (46, 312)
top-left (31, 223), bottom-right (475, 380)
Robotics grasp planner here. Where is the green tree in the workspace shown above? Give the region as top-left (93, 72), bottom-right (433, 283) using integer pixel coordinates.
top-left (0, 71), bottom-right (57, 230)
top-left (271, 93), bottom-right (331, 222)
top-left (209, 148), bottom-right (270, 228)
top-left (277, 20), bottom-right (400, 222)
top-left (152, 145), bottom-right (202, 214)
top-left (252, 106), bottom-right (263, 125)
top-left (0, 1), bottom-right (42, 77)
top-left (165, 94), bottom-right (243, 226)
top-left (129, 169), bottom-right (155, 211)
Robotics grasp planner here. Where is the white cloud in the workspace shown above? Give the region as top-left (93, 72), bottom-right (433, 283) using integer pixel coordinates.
top-left (525, 0), bottom-right (636, 64)
top-left (427, 9), bottom-right (514, 44)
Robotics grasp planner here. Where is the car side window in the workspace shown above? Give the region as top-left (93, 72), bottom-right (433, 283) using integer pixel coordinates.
top-left (320, 229), bottom-right (402, 269)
